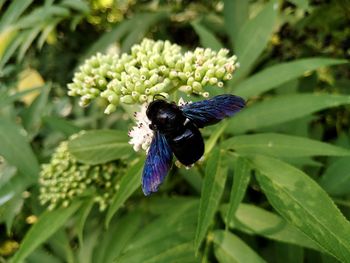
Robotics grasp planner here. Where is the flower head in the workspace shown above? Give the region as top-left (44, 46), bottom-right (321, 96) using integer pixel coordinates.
top-left (39, 134), bottom-right (125, 211)
top-left (68, 39), bottom-right (238, 114)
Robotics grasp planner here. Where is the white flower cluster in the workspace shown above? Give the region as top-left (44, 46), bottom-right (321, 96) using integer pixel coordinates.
top-left (68, 38), bottom-right (238, 114)
top-left (128, 104), bottom-right (153, 152)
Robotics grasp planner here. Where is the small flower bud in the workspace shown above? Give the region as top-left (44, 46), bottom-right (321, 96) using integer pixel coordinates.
top-left (104, 104), bottom-right (116, 114)
top-left (209, 77), bottom-right (218, 85)
top-left (120, 95), bottom-right (134, 104)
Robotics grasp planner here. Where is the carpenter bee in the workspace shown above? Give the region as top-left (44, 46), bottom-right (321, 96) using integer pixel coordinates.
top-left (142, 94), bottom-right (245, 195)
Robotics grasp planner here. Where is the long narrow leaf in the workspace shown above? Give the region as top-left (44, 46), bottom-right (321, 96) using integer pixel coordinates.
top-left (94, 212), bottom-right (142, 263)
top-left (22, 84), bottom-right (50, 138)
top-left (223, 133), bottom-right (350, 157)
top-left (223, 0), bottom-right (249, 47)
top-left (319, 157), bottom-right (350, 196)
top-left (213, 230), bottom-right (266, 263)
top-left (105, 158), bottom-right (144, 226)
top-left (76, 197), bottom-right (94, 245)
top-left (227, 94), bottom-right (350, 134)
top-left (0, 117), bottom-right (39, 179)
top-left (234, 58), bottom-right (347, 98)
top-left (191, 20), bottom-right (223, 51)
top-left (11, 202), bottom-right (81, 263)
top-left (252, 155), bottom-right (350, 262)
top-left (121, 12), bottom-right (168, 53)
top-left (225, 156), bottom-right (251, 227)
top-left (233, 0), bottom-right (278, 81)
top-left (221, 203), bottom-right (321, 251)
top-left (0, 0), bottom-right (33, 31)
top-left (117, 202), bottom-right (198, 262)
top-left (67, 129), bottom-right (131, 165)
top-left (195, 148), bottom-right (227, 251)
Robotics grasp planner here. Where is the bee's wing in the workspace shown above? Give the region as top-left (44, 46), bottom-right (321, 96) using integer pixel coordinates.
top-left (142, 131), bottom-right (173, 196)
top-left (181, 94), bottom-right (245, 128)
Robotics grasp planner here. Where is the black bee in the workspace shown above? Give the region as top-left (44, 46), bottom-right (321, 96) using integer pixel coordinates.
top-left (142, 94), bottom-right (245, 195)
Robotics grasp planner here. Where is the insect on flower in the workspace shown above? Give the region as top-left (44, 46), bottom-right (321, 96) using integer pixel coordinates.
top-left (140, 94), bottom-right (245, 195)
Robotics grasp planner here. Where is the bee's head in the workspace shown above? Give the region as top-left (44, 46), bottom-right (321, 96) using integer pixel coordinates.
top-left (146, 97), bottom-right (184, 132)
top-left (147, 94), bottom-right (174, 118)
top-left (146, 99), bottom-right (169, 121)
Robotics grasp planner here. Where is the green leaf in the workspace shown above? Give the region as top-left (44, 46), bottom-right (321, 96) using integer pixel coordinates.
top-left (0, 30), bottom-right (21, 69)
top-left (67, 129), bottom-right (131, 165)
top-left (223, 133), bottom-right (350, 157)
top-left (0, 0), bottom-right (7, 10)
top-left (105, 158), bottom-right (144, 227)
top-left (48, 230), bottom-right (75, 263)
top-left (22, 84), bottom-right (50, 138)
top-left (82, 18), bottom-right (134, 60)
top-left (180, 167), bottom-right (203, 194)
top-left (233, 0), bottom-right (278, 81)
top-left (26, 248), bottom-right (61, 263)
top-left (128, 206), bottom-right (197, 250)
top-left (76, 197), bottom-right (94, 245)
top-left (234, 58), bottom-right (347, 98)
top-left (140, 196), bottom-right (199, 215)
top-left (93, 212), bottom-right (142, 263)
top-left (76, 223), bottom-right (100, 263)
top-left (43, 116), bottom-right (80, 136)
top-left (117, 203), bottom-right (198, 263)
top-left (37, 18), bottom-right (60, 49)
top-left (225, 156), bottom-right (251, 227)
top-left (195, 148), bottom-right (227, 251)
top-left (273, 243), bottom-right (304, 263)
top-left (213, 230), bottom-right (266, 263)
top-left (118, 240), bottom-right (196, 263)
top-left (60, 0), bottom-right (90, 14)
top-left (0, 117), bottom-right (39, 180)
top-left (289, 0), bottom-right (309, 9)
top-left (252, 155), bottom-right (350, 262)
top-left (15, 6), bottom-right (69, 29)
top-left (221, 203), bottom-right (321, 251)
top-left (205, 122), bottom-right (228, 157)
top-left (0, 0), bottom-right (33, 31)
top-left (227, 94), bottom-right (350, 134)
top-left (319, 157), bottom-right (350, 196)
top-left (191, 20), bottom-right (223, 51)
top-left (17, 26), bottom-right (41, 61)
top-left (0, 175), bottom-right (28, 206)
top-left (223, 0), bottom-right (249, 47)
top-left (141, 242), bottom-right (196, 263)
top-left (121, 12), bottom-right (168, 53)
top-left (11, 202), bottom-right (81, 263)
top-left (0, 86), bottom-right (41, 107)
top-left (0, 195), bottom-right (23, 234)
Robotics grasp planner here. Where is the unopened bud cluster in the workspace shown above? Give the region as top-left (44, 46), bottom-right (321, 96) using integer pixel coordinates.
top-left (68, 38), bottom-right (238, 114)
top-left (39, 139), bottom-right (124, 211)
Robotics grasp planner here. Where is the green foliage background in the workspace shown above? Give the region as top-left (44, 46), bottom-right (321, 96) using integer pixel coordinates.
top-left (1, 0), bottom-right (350, 262)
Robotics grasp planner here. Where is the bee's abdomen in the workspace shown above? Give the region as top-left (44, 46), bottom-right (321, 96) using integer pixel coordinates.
top-left (167, 122), bottom-right (204, 166)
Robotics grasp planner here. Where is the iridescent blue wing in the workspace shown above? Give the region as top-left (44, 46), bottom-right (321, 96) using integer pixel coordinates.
top-left (142, 131), bottom-right (173, 196)
top-left (181, 94), bottom-right (245, 128)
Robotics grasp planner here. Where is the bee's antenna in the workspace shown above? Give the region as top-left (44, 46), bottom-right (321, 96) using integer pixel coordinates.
top-left (153, 94), bottom-right (166, 101)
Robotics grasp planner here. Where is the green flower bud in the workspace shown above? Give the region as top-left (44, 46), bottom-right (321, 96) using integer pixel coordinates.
top-left (209, 77), bottom-right (218, 85)
top-left (120, 95), bottom-right (134, 104)
top-left (215, 68), bottom-right (226, 78)
top-left (105, 104), bottom-right (116, 114)
top-left (192, 81), bottom-right (202, 92)
top-left (217, 81), bottom-right (224, 88)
